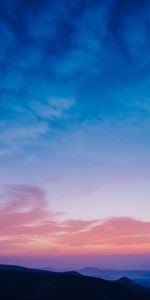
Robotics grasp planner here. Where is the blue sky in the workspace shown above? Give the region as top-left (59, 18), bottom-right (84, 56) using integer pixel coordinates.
top-left (0, 0), bottom-right (150, 268)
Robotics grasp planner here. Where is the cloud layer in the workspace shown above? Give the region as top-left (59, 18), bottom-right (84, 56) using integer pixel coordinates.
top-left (0, 185), bottom-right (150, 256)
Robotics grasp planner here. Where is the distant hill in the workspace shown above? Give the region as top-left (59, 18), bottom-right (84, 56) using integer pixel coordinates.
top-left (116, 276), bottom-right (150, 296)
top-left (117, 276), bottom-right (144, 288)
top-left (77, 267), bottom-right (150, 287)
top-left (0, 265), bottom-right (150, 300)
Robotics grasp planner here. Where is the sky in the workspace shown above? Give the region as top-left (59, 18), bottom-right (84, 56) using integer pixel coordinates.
top-left (0, 0), bottom-right (150, 270)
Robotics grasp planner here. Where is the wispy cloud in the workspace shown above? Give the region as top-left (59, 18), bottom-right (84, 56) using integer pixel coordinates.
top-left (0, 122), bottom-right (48, 142)
top-left (31, 98), bottom-right (75, 119)
top-left (0, 146), bottom-right (18, 157)
top-left (0, 96), bottom-right (75, 156)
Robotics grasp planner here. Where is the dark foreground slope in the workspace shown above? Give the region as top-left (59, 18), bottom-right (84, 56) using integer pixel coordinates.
top-left (0, 265), bottom-right (150, 300)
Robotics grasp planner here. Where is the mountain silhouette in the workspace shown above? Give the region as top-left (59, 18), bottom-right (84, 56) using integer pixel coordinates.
top-left (78, 267), bottom-right (150, 287)
top-left (116, 276), bottom-right (150, 297)
top-left (0, 265), bottom-right (150, 300)
top-left (117, 276), bottom-right (141, 287)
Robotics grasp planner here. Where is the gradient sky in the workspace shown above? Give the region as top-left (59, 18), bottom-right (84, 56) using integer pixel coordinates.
top-left (0, 0), bottom-right (150, 269)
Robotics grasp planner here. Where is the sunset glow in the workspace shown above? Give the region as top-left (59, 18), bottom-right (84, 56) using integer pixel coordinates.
top-left (0, 0), bottom-right (150, 270)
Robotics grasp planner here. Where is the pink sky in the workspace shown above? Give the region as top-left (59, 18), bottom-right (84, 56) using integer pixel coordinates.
top-left (0, 185), bottom-right (150, 269)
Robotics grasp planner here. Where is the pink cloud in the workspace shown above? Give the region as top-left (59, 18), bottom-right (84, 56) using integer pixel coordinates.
top-left (56, 217), bottom-right (150, 254)
top-left (0, 185), bottom-right (150, 256)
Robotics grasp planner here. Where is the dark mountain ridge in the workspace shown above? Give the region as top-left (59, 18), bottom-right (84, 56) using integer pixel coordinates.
top-left (0, 265), bottom-right (150, 300)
